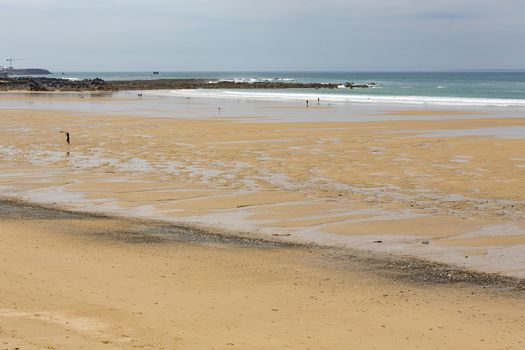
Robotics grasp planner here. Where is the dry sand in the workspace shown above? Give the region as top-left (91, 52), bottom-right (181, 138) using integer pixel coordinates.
top-left (0, 201), bottom-right (524, 350)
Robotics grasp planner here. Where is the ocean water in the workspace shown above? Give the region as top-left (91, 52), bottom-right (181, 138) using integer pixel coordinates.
top-left (44, 71), bottom-right (525, 107)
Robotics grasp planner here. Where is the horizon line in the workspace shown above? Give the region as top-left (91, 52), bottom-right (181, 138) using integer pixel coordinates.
top-left (46, 69), bottom-right (525, 73)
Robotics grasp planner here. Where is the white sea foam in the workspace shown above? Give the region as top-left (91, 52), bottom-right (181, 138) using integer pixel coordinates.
top-left (218, 77), bottom-right (295, 83)
top-left (145, 89), bottom-right (525, 107)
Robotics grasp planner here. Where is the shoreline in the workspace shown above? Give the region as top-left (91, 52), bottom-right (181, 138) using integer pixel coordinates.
top-left (3, 88), bottom-right (525, 109)
top-left (2, 197), bottom-right (523, 293)
top-left (145, 89), bottom-right (525, 107)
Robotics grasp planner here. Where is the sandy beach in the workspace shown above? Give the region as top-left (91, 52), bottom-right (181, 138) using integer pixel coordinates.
top-left (0, 93), bottom-right (524, 277)
top-left (1, 199), bottom-right (524, 349)
top-left (1, 92), bottom-right (525, 349)
top-left (4, 0), bottom-right (525, 346)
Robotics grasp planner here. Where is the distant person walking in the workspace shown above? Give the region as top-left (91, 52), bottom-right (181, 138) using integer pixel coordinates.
top-left (306, 100), bottom-right (309, 108)
top-left (60, 131), bottom-right (70, 145)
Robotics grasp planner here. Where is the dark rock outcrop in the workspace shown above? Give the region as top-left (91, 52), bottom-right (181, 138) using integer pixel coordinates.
top-left (0, 77), bottom-right (376, 92)
top-left (0, 77), bottom-right (108, 91)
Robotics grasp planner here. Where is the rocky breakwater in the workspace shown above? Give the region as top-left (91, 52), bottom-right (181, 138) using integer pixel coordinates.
top-left (107, 79), bottom-right (377, 90)
top-left (0, 77), bottom-right (106, 91)
top-left (0, 77), bottom-right (376, 92)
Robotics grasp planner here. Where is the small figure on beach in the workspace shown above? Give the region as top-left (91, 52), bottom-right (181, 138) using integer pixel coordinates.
top-left (306, 100), bottom-right (309, 108)
top-left (317, 97), bottom-right (320, 106)
top-left (138, 93), bottom-right (143, 99)
top-left (60, 131), bottom-right (70, 145)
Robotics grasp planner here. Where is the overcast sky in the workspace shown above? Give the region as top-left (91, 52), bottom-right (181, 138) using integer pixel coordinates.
top-left (1, 0), bottom-right (525, 71)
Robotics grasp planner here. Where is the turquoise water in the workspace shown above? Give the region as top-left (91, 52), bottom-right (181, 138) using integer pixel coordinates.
top-left (43, 71), bottom-right (525, 105)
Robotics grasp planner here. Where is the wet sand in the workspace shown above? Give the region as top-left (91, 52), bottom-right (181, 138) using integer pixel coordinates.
top-left (0, 93), bottom-right (524, 278)
top-left (0, 199), bottom-right (524, 349)
top-left (2, 93), bottom-right (525, 349)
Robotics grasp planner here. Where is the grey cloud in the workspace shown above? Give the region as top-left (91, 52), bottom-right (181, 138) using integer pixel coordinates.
top-left (1, 0), bottom-right (524, 71)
